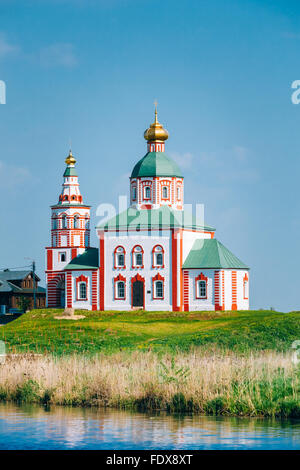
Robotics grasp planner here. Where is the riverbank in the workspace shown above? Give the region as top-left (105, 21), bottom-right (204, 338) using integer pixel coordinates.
top-left (1, 309), bottom-right (300, 354)
top-left (0, 350), bottom-right (299, 417)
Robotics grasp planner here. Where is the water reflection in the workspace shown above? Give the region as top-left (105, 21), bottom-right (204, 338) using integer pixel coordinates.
top-left (0, 403), bottom-right (299, 450)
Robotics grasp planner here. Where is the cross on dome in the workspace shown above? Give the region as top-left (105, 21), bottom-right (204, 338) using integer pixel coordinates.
top-left (144, 103), bottom-right (169, 142)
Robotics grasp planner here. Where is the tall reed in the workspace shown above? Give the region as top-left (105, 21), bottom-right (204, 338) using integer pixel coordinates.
top-left (0, 349), bottom-right (298, 417)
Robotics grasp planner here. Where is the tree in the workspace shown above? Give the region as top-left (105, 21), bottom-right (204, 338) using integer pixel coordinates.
top-left (17, 297), bottom-right (31, 313)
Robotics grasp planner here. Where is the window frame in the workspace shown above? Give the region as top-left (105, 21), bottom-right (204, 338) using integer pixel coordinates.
top-left (152, 245), bottom-right (165, 268)
top-left (78, 282), bottom-right (87, 300)
top-left (114, 246), bottom-right (126, 269)
top-left (132, 245), bottom-right (144, 268)
top-left (59, 251), bottom-right (66, 262)
top-left (114, 274), bottom-right (126, 300)
top-left (144, 186), bottom-right (151, 200)
top-left (74, 214), bottom-right (80, 229)
top-left (152, 273), bottom-right (164, 300)
top-left (155, 281), bottom-right (163, 299)
top-left (195, 273), bottom-right (208, 300)
top-left (132, 185), bottom-right (137, 201)
top-left (76, 275), bottom-right (88, 301)
top-left (61, 214), bottom-right (67, 229)
top-left (162, 186), bottom-right (168, 199)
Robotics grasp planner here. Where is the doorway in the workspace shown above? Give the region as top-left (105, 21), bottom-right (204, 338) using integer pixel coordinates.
top-left (132, 280), bottom-right (144, 308)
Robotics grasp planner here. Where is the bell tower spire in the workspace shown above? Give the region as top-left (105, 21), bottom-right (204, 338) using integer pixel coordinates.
top-left (45, 149), bottom-right (92, 307)
top-left (58, 149), bottom-right (83, 205)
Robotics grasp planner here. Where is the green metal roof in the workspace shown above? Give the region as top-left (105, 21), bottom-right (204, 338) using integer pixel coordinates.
top-left (97, 206), bottom-right (215, 232)
top-left (65, 247), bottom-right (99, 270)
top-left (182, 239), bottom-right (249, 270)
top-left (63, 167), bottom-right (78, 177)
top-left (131, 152), bottom-right (183, 178)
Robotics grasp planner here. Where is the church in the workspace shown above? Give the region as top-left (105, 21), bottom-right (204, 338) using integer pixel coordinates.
top-left (45, 109), bottom-right (250, 312)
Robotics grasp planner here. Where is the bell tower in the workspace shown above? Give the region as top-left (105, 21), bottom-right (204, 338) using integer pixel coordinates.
top-left (45, 150), bottom-right (91, 307)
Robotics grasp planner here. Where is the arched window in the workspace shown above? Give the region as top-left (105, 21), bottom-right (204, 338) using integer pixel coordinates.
top-left (52, 216), bottom-right (57, 230)
top-left (132, 245), bottom-right (144, 268)
top-left (132, 186), bottom-right (137, 201)
top-left (114, 274), bottom-right (126, 300)
top-left (144, 186), bottom-right (151, 200)
top-left (152, 273), bottom-right (164, 299)
top-left (155, 281), bottom-right (163, 298)
top-left (61, 215), bottom-right (67, 229)
top-left (198, 280), bottom-right (206, 298)
top-left (162, 186), bottom-right (168, 199)
top-left (152, 245), bottom-right (164, 268)
top-left (114, 246), bottom-right (126, 269)
top-left (78, 282), bottom-right (87, 300)
top-left (195, 273), bottom-right (208, 299)
top-left (177, 186), bottom-right (181, 200)
top-left (76, 275), bottom-right (88, 301)
top-left (74, 214), bottom-right (80, 229)
top-left (117, 281), bottom-right (125, 299)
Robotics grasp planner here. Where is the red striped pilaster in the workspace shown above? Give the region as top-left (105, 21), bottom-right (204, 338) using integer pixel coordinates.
top-left (231, 271), bottom-right (237, 310)
top-left (66, 271), bottom-right (72, 308)
top-left (183, 270), bottom-right (189, 312)
top-left (47, 249), bottom-right (53, 270)
top-left (99, 231), bottom-right (105, 311)
top-left (172, 229), bottom-right (178, 311)
top-left (214, 270), bottom-right (221, 311)
top-left (222, 270), bottom-right (225, 310)
top-left (71, 248), bottom-right (77, 259)
top-left (92, 271), bottom-right (98, 311)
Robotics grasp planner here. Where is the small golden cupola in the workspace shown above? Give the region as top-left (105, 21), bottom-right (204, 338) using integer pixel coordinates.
top-left (65, 149), bottom-right (76, 166)
top-left (144, 103), bottom-right (169, 153)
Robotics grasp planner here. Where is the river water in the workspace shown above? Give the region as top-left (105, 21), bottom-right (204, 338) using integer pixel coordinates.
top-left (0, 403), bottom-right (298, 450)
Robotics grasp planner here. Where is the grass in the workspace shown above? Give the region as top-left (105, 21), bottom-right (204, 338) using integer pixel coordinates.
top-left (0, 309), bottom-right (299, 416)
top-left (0, 308), bottom-right (300, 354)
top-left (0, 350), bottom-right (299, 417)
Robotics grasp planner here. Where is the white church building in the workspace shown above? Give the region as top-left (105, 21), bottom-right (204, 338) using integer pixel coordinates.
top-left (45, 109), bottom-right (250, 312)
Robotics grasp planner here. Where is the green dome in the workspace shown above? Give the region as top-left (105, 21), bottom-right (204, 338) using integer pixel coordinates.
top-left (131, 152), bottom-right (183, 178)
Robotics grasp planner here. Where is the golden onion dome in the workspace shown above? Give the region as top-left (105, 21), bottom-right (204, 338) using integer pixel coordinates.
top-left (144, 105), bottom-right (169, 142)
top-left (65, 149), bottom-right (76, 166)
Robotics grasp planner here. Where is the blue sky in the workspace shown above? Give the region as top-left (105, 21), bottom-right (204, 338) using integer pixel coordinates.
top-left (0, 0), bottom-right (299, 311)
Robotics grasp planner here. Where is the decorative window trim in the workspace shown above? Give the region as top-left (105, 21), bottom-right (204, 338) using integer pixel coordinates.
top-left (73, 213), bottom-right (80, 229)
top-left (176, 182), bottom-right (183, 201)
top-left (61, 213), bottom-right (67, 229)
top-left (143, 185), bottom-right (151, 200)
top-left (162, 186), bottom-right (169, 199)
top-left (132, 245), bottom-right (144, 268)
top-left (195, 273), bottom-right (208, 299)
top-left (160, 180), bottom-right (171, 201)
top-left (132, 185), bottom-right (137, 201)
top-left (76, 274), bottom-right (88, 301)
top-left (243, 273), bottom-right (249, 300)
top-left (152, 272), bottom-right (164, 300)
top-left (152, 245), bottom-right (165, 268)
top-left (114, 274), bottom-right (126, 300)
top-left (114, 246), bottom-right (126, 269)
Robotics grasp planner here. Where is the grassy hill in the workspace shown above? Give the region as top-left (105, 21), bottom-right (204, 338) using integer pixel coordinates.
top-left (1, 309), bottom-right (299, 354)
